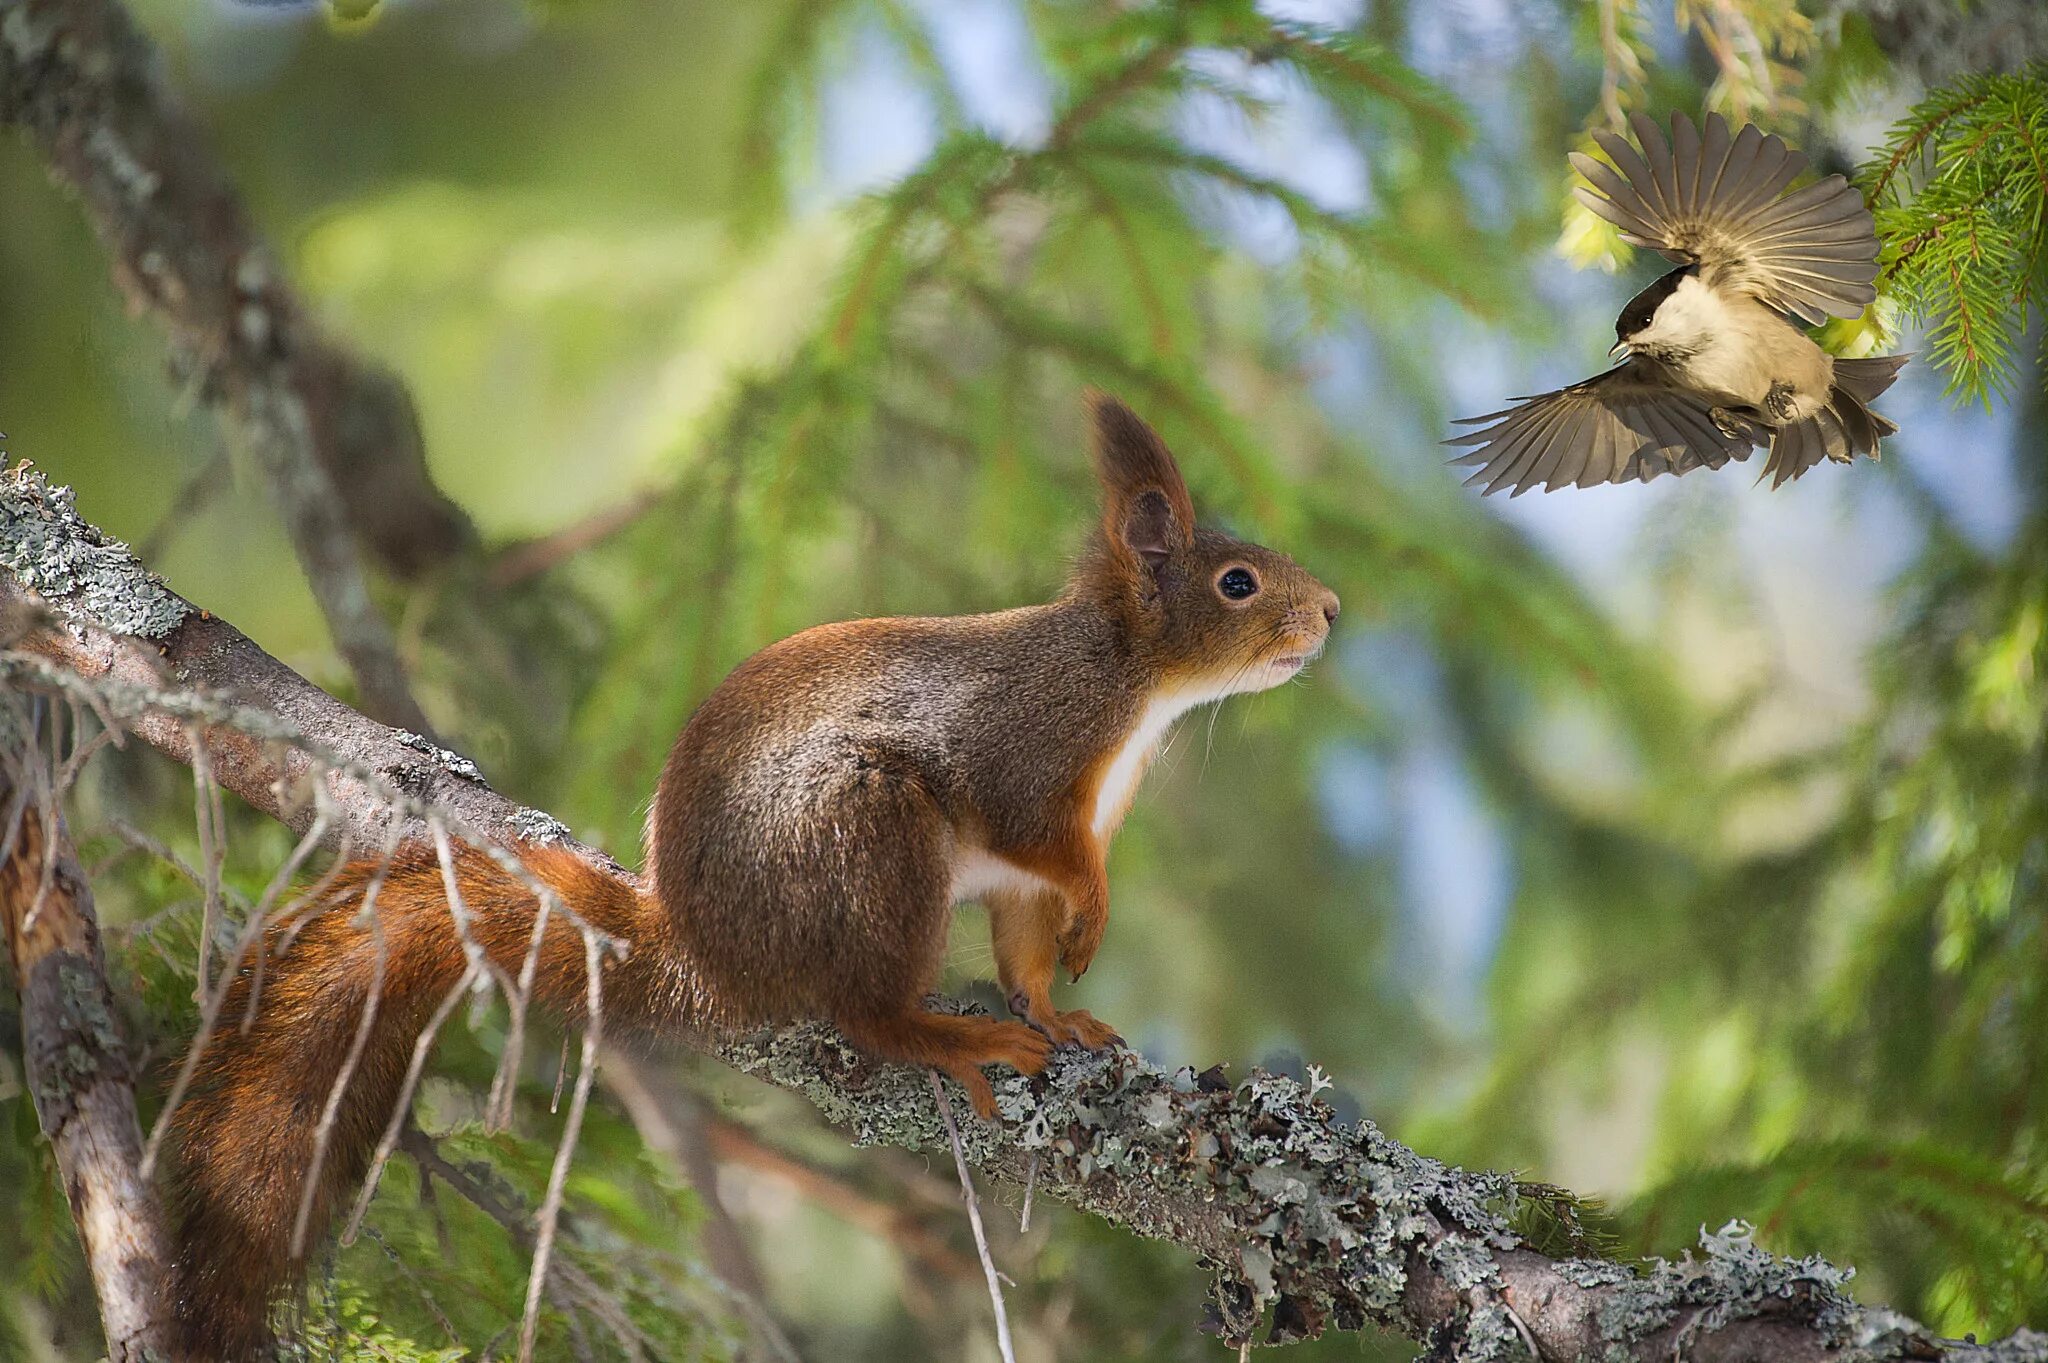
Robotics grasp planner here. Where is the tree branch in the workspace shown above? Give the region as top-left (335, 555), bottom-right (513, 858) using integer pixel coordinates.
top-left (0, 702), bottom-right (172, 1361)
top-left (0, 0), bottom-right (472, 731)
top-left (0, 469), bottom-right (567, 855)
top-left (6, 465), bottom-right (2048, 1361)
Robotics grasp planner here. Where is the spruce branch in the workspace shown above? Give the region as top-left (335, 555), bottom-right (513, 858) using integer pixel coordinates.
top-left (1861, 68), bottom-right (2048, 403)
top-left (1253, 19), bottom-right (1469, 142)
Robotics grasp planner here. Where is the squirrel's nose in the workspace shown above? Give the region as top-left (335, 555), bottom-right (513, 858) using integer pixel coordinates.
top-left (1319, 590), bottom-right (1340, 627)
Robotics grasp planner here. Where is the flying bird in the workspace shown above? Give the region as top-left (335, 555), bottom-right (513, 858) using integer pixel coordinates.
top-left (1449, 111), bottom-right (1907, 495)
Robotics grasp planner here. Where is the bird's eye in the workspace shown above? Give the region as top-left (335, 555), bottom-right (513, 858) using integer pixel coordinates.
top-left (1217, 567), bottom-right (1258, 601)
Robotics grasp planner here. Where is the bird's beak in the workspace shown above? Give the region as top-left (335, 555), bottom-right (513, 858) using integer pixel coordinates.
top-left (1608, 340), bottom-right (1628, 358)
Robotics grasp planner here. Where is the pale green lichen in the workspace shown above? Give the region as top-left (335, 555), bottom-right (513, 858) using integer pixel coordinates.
top-left (393, 729), bottom-right (487, 784)
top-left (1556, 1257), bottom-right (1638, 1289)
top-left (685, 1006), bottom-right (2048, 1359)
top-left (1588, 1221), bottom-right (1861, 1363)
top-left (506, 807), bottom-right (574, 846)
top-left (1, 465), bottom-right (189, 639)
top-left (719, 1005), bottom-right (1536, 1350)
top-left (25, 955), bottom-right (124, 1125)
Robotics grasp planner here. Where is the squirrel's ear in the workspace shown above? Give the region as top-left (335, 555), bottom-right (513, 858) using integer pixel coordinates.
top-left (1087, 391), bottom-right (1195, 571)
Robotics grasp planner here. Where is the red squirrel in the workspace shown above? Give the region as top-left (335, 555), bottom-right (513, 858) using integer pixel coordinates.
top-left (163, 393), bottom-right (1339, 1356)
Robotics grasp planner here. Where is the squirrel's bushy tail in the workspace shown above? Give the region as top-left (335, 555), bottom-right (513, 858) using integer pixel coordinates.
top-left (164, 842), bottom-right (683, 1359)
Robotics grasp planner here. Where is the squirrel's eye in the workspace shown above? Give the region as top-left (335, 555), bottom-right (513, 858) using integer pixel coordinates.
top-left (1218, 567), bottom-right (1258, 601)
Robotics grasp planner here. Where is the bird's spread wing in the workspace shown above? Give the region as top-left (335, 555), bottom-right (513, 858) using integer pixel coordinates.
top-left (1570, 111), bottom-right (1879, 325)
top-left (1446, 362), bottom-right (1759, 496)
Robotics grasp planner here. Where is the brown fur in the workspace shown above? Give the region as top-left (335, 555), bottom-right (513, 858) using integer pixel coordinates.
top-left (164, 395), bottom-right (1336, 1356)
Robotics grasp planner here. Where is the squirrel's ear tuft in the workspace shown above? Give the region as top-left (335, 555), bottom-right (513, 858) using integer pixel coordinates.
top-left (1087, 391), bottom-right (1195, 569)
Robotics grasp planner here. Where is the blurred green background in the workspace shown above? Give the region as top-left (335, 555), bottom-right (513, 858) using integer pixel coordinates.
top-left (4, 0), bottom-right (2047, 1358)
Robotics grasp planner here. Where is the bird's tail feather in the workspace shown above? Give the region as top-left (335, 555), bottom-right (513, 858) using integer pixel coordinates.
top-left (1833, 353), bottom-right (1911, 408)
top-left (1760, 355), bottom-right (1908, 488)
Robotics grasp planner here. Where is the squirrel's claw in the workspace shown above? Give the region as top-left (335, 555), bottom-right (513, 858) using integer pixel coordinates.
top-left (1058, 919), bottom-right (1105, 982)
top-left (1007, 990), bottom-right (1121, 1050)
top-left (1053, 1008), bottom-right (1121, 1050)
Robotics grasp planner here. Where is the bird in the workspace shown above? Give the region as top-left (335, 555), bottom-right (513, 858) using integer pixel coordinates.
top-left (1448, 110), bottom-right (1908, 495)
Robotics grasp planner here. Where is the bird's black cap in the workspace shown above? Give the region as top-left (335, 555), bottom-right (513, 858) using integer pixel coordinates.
top-left (1616, 264), bottom-right (1695, 343)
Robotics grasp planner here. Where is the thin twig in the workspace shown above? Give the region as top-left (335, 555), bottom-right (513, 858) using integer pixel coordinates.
top-left (487, 488), bottom-right (665, 589)
top-left (431, 820), bottom-right (529, 1131)
top-left (237, 798), bottom-right (333, 1030)
top-left (290, 834), bottom-right (399, 1256)
top-left (518, 931), bottom-right (605, 1363)
top-left (340, 962), bottom-right (482, 1244)
top-left (1503, 1296), bottom-right (1543, 1362)
top-left (493, 843), bottom-right (565, 1132)
top-left (102, 819), bottom-right (251, 916)
top-left (929, 1073), bottom-right (1016, 1363)
top-left (1019, 1155), bottom-right (1038, 1234)
top-left (135, 448), bottom-right (231, 565)
top-left (187, 731), bottom-right (225, 1000)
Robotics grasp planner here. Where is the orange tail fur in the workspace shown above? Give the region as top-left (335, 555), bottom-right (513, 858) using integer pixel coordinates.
top-left (163, 842), bottom-right (685, 1358)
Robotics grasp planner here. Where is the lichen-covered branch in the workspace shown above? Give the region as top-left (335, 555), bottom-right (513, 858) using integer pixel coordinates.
top-left (0, 704), bottom-right (172, 1362)
top-left (0, 0), bottom-right (472, 731)
top-left (0, 468), bottom-right (566, 856)
top-left (6, 465), bottom-right (2048, 1361)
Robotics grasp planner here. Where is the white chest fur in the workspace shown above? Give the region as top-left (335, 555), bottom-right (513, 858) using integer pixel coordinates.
top-left (946, 677), bottom-right (1258, 905)
top-left (1090, 680), bottom-right (1241, 839)
top-left (949, 847), bottom-right (1054, 904)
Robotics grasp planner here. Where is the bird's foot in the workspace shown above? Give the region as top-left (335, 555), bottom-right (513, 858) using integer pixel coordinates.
top-left (1709, 406), bottom-right (1749, 440)
top-left (1763, 382), bottom-right (1799, 423)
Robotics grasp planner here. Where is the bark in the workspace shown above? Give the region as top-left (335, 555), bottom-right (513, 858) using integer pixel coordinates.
top-left (0, 471), bottom-right (568, 857)
top-left (0, 712), bottom-right (172, 1361)
top-left (1839, 0), bottom-right (2048, 84)
top-left (6, 465), bottom-right (2048, 1362)
top-left (0, 0), bottom-right (471, 731)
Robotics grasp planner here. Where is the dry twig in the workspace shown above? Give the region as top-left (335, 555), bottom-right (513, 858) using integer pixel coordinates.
top-left (931, 1072), bottom-right (1017, 1363)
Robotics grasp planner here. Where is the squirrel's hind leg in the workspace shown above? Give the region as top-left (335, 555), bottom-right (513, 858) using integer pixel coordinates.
top-left (840, 1009), bottom-right (1052, 1118)
top-left (791, 757), bottom-right (1051, 1117)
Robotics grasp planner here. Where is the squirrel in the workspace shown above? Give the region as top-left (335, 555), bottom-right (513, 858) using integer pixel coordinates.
top-left (162, 392), bottom-right (1339, 1357)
